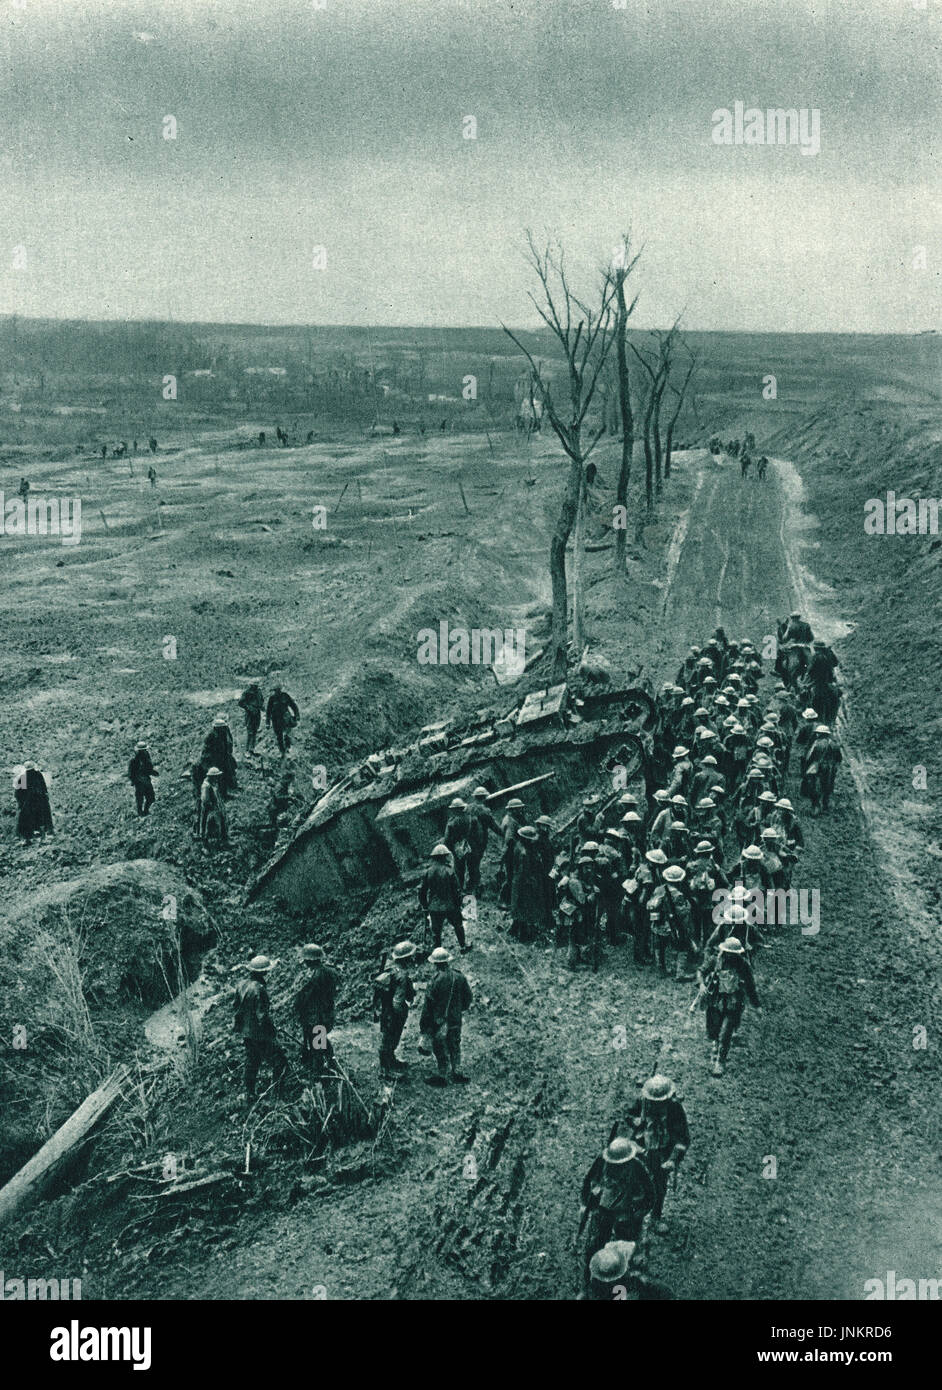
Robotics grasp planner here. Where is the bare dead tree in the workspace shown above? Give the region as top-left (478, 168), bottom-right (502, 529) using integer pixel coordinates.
top-left (629, 337), bottom-right (666, 517)
top-left (502, 233), bottom-right (618, 680)
top-left (630, 318), bottom-right (682, 509)
top-left (607, 235), bottom-right (642, 568)
top-left (663, 342), bottom-right (698, 479)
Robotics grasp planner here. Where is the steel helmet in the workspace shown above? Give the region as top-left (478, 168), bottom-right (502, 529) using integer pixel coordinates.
top-left (603, 1137), bottom-right (640, 1165)
top-left (642, 1075), bottom-right (676, 1102)
top-left (589, 1242), bottom-right (637, 1284)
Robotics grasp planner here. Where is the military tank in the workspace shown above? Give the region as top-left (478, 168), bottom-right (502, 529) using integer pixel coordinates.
top-left (246, 681), bottom-right (656, 910)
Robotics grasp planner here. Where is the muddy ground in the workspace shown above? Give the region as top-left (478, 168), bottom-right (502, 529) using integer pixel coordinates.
top-left (1, 334), bottom-right (940, 1300)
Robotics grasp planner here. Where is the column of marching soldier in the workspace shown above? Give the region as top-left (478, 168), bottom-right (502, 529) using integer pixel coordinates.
top-left (14, 615), bottom-right (840, 1296)
top-left (362, 619), bottom-right (842, 1298)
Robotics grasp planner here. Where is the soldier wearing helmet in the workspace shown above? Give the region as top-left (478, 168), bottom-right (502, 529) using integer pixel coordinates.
top-left (442, 797), bottom-right (472, 891)
top-left (579, 1136), bottom-right (657, 1283)
top-left (801, 723), bottom-right (842, 815)
top-left (419, 947), bottom-right (473, 1086)
top-left (234, 954), bottom-right (287, 1101)
top-left (373, 941), bottom-right (417, 1080)
top-left (466, 786), bottom-right (502, 894)
top-left (293, 944), bottom-right (341, 1076)
top-left (497, 797), bottom-right (526, 906)
top-left (616, 1075), bottom-right (691, 1230)
top-left (509, 826), bottom-right (544, 943)
top-left (201, 714), bottom-right (238, 797)
top-left (578, 1241), bottom-right (673, 1301)
top-left (698, 935), bottom-right (761, 1076)
top-left (419, 845), bottom-right (467, 952)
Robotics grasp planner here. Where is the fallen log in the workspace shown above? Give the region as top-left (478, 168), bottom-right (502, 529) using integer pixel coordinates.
top-left (0, 1066), bottom-right (128, 1229)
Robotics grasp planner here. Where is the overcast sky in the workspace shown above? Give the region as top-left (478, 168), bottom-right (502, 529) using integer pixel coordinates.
top-left (0, 0), bottom-right (938, 332)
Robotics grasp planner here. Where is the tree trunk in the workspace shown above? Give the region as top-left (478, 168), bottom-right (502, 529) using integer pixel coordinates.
top-left (549, 453), bottom-right (583, 681)
top-left (573, 470), bottom-right (586, 653)
top-left (653, 400), bottom-right (663, 496)
top-left (643, 386), bottom-right (657, 517)
top-left (614, 285), bottom-right (634, 570)
top-left (664, 423), bottom-right (674, 479)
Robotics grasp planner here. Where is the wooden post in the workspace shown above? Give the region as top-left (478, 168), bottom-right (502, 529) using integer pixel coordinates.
top-left (0, 1067), bottom-right (128, 1229)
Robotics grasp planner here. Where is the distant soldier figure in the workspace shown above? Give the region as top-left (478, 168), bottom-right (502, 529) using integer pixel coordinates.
top-left (667, 745), bottom-right (694, 799)
top-left (578, 1241), bottom-right (673, 1301)
top-left (128, 740), bottom-right (157, 816)
top-left (534, 815), bottom-right (557, 929)
top-left (740, 453), bottom-right (752, 479)
top-left (567, 852), bottom-right (601, 971)
top-left (238, 680), bottom-right (265, 754)
top-left (443, 797), bottom-right (472, 892)
top-left (613, 1075), bottom-right (690, 1231)
top-left (756, 455), bottom-right (768, 480)
top-left (795, 707), bottom-right (820, 769)
top-left (373, 941), bottom-right (416, 1080)
top-left (801, 723), bottom-right (842, 815)
top-left (293, 944), bottom-right (340, 1077)
top-left (147, 465), bottom-right (157, 489)
top-left (496, 797), bottom-right (525, 907)
top-left (650, 864), bottom-right (696, 980)
top-left (199, 766), bottom-right (229, 845)
top-left (14, 761), bottom-right (53, 843)
top-left (419, 844), bottom-right (467, 952)
top-left (420, 946), bottom-right (473, 1087)
top-left (266, 684), bottom-right (300, 756)
top-left (781, 610), bottom-right (814, 647)
top-left (267, 764), bottom-right (295, 829)
top-left (306, 430), bottom-right (314, 444)
top-left (573, 793), bottom-right (604, 856)
top-left (201, 715), bottom-right (238, 796)
top-left (579, 1137), bottom-right (657, 1281)
top-left (149, 437), bottom-right (158, 453)
top-left (699, 936), bottom-right (761, 1076)
top-left (233, 954), bottom-right (286, 1101)
top-left (510, 825), bottom-right (544, 943)
top-left (258, 432), bottom-right (266, 447)
top-left (466, 786), bottom-right (501, 895)
top-left (187, 759), bottom-right (207, 836)
top-left (771, 796), bottom-right (804, 850)
top-left (392, 420), bottom-right (401, 436)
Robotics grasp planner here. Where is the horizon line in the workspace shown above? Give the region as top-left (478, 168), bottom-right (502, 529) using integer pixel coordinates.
top-left (0, 313), bottom-right (935, 341)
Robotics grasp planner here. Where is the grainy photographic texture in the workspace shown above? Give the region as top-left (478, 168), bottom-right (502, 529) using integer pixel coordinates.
top-left (0, 0), bottom-right (940, 1333)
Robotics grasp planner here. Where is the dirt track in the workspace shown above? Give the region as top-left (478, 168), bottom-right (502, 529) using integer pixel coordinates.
top-left (112, 446), bottom-right (942, 1302)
